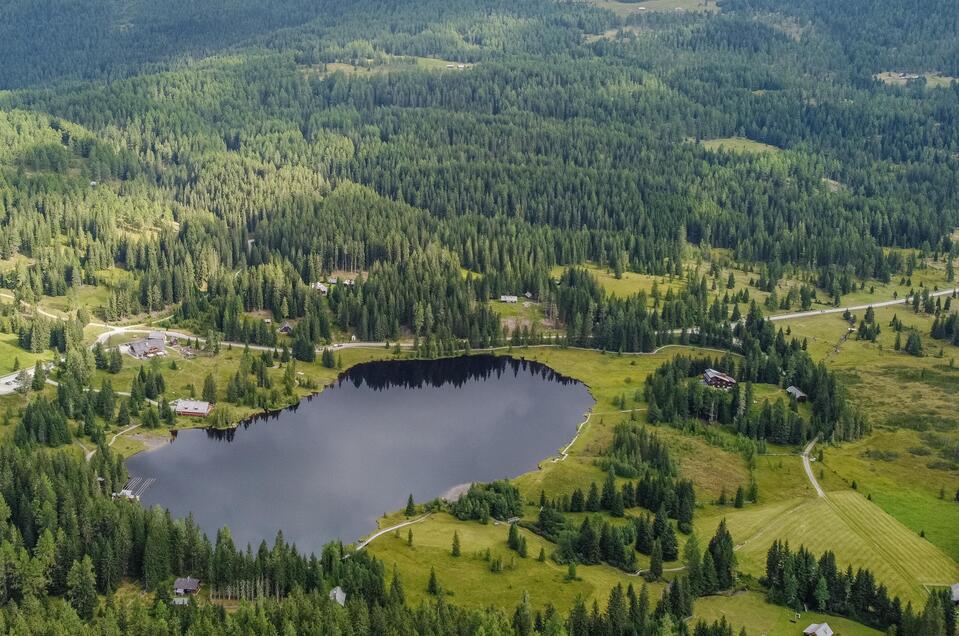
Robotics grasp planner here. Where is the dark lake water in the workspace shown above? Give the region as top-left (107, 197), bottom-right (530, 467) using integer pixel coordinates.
top-left (125, 355), bottom-right (593, 554)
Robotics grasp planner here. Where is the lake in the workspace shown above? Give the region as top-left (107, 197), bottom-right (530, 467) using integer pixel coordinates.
top-left (125, 354), bottom-right (593, 553)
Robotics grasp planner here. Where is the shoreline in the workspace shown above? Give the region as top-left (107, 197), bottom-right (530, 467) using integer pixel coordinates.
top-left (118, 350), bottom-right (600, 551)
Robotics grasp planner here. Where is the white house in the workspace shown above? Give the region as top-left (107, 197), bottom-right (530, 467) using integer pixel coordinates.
top-left (500, 295), bottom-right (518, 303)
top-left (329, 586), bottom-right (347, 606)
top-left (803, 623), bottom-right (833, 636)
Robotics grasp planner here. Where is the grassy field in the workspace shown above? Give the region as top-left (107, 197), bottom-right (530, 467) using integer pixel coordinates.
top-left (490, 299), bottom-right (560, 335)
top-left (700, 137), bottom-right (782, 154)
top-left (821, 430), bottom-right (959, 562)
top-left (550, 263), bottom-right (686, 299)
top-left (693, 591), bottom-right (881, 636)
top-left (366, 511), bottom-right (666, 612)
top-left (778, 304), bottom-right (959, 430)
top-left (874, 71), bottom-right (958, 89)
top-left (0, 331), bottom-right (56, 374)
top-left (696, 488), bottom-right (959, 604)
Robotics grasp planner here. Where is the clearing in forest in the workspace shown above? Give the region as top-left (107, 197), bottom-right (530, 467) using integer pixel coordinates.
top-left (700, 137), bottom-right (781, 154)
top-left (589, 0), bottom-right (718, 16)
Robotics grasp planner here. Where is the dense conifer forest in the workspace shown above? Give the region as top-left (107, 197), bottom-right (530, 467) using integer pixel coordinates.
top-left (0, 0), bottom-right (957, 633)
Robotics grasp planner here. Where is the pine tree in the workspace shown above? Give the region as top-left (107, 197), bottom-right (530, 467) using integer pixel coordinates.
top-left (649, 540), bottom-right (663, 580)
top-left (701, 550), bottom-right (718, 594)
top-left (405, 494), bottom-right (416, 516)
top-left (31, 360), bottom-right (46, 391)
top-left (142, 513), bottom-right (170, 591)
top-left (427, 567), bottom-right (439, 595)
top-left (117, 400), bottom-right (130, 426)
top-left (202, 373), bottom-right (217, 403)
top-left (683, 533), bottom-right (703, 596)
top-left (586, 482), bottom-right (601, 512)
top-left (508, 522), bottom-right (520, 550)
top-left (66, 556), bottom-right (98, 620)
top-left (708, 519), bottom-right (736, 590)
top-left (451, 531), bottom-right (461, 557)
top-left (389, 565), bottom-right (405, 605)
top-left (734, 486), bottom-right (745, 508)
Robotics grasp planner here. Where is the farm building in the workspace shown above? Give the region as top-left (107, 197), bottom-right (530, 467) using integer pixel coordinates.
top-left (128, 334), bottom-right (166, 359)
top-left (329, 586), bottom-right (347, 606)
top-left (277, 321), bottom-right (294, 335)
top-left (312, 282), bottom-right (329, 295)
top-left (952, 582), bottom-right (959, 605)
top-left (174, 577), bottom-right (201, 596)
top-left (802, 624), bottom-right (832, 636)
top-left (500, 295), bottom-right (518, 303)
top-left (786, 385), bottom-right (808, 402)
top-left (171, 399), bottom-right (213, 417)
top-left (703, 368), bottom-right (737, 390)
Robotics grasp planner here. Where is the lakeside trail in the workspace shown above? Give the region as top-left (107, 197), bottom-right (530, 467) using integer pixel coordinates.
top-left (84, 423), bottom-right (143, 462)
top-left (350, 514), bottom-right (432, 554)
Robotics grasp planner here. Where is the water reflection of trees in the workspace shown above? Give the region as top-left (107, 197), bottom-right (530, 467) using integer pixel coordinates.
top-left (337, 354), bottom-right (579, 391)
top-left (203, 355), bottom-right (581, 443)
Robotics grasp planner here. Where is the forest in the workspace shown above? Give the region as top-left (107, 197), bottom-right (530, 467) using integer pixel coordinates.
top-left (0, 0), bottom-right (957, 633)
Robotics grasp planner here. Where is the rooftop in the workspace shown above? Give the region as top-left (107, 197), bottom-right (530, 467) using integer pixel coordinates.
top-left (172, 399), bottom-right (212, 415)
top-left (803, 623), bottom-right (833, 636)
top-left (173, 577), bottom-right (200, 593)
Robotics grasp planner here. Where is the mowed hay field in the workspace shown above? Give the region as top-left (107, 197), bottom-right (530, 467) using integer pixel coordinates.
top-left (699, 489), bottom-right (959, 605)
top-left (821, 430), bottom-right (959, 563)
top-left (694, 591), bottom-right (881, 636)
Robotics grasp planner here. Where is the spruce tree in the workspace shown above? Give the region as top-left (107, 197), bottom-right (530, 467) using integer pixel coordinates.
top-left (649, 540), bottom-right (663, 581)
top-left (389, 565), bottom-right (405, 605)
top-left (66, 556), bottom-right (98, 620)
top-left (451, 531), bottom-right (461, 557)
top-left (202, 373), bottom-right (217, 403)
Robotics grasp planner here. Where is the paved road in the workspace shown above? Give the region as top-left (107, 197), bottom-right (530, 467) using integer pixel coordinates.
top-left (801, 435), bottom-right (825, 498)
top-left (768, 287), bottom-right (959, 322)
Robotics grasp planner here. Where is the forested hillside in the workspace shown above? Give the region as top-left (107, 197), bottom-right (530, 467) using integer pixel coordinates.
top-left (0, 0), bottom-right (957, 633)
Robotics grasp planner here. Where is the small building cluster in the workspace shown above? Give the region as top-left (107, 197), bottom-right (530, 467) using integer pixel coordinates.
top-left (802, 623), bottom-right (832, 636)
top-left (173, 577), bottom-right (201, 605)
top-left (171, 399), bottom-right (213, 418)
top-left (128, 332), bottom-right (167, 359)
top-left (703, 368), bottom-right (737, 390)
